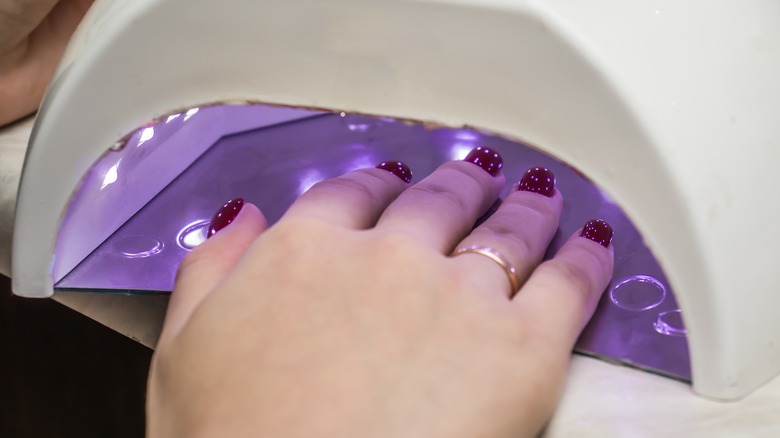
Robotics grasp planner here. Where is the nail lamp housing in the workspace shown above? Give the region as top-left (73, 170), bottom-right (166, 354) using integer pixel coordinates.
top-left (11, 0), bottom-right (780, 401)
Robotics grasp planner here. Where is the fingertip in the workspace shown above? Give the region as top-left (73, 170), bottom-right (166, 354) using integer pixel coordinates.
top-left (225, 202), bottom-right (268, 236)
top-left (375, 160), bottom-right (413, 183)
top-left (564, 223), bottom-right (615, 265)
top-left (203, 200), bottom-right (266, 240)
top-left (161, 201), bottom-right (267, 345)
top-left (178, 200), bottom-right (268, 286)
top-left (555, 224), bottom-right (616, 297)
top-left (517, 166), bottom-right (556, 198)
top-left (445, 159), bottom-right (507, 194)
top-left (578, 219), bottom-right (614, 249)
top-left (463, 146), bottom-right (504, 177)
top-left (503, 183), bottom-right (563, 217)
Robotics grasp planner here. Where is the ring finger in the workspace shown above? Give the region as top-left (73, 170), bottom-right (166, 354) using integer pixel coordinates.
top-left (451, 167), bottom-right (562, 298)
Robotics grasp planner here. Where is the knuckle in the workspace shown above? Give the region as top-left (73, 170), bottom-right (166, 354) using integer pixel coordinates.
top-left (504, 193), bottom-right (557, 221)
top-left (444, 162), bottom-right (494, 192)
top-left (305, 173), bottom-right (386, 204)
top-left (408, 181), bottom-right (470, 213)
top-left (538, 258), bottom-right (595, 302)
top-left (470, 219), bottom-right (536, 263)
top-left (403, 162), bottom-right (497, 215)
top-left (480, 221), bottom-right (534, 253)
top-left (333, 175), bottom-right (380, 199)
top-left (505, 233), bottom-right (535, 260)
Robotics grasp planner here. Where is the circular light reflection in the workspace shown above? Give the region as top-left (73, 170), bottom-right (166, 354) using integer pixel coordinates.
top-left (177, 220), bottom-right (210, 250)
top-left (610, 275), bottom-right (667, 311)
top-left (114, 235), bottom-right (163, 258)
top-left (654, 309), bottom-right (687, 337)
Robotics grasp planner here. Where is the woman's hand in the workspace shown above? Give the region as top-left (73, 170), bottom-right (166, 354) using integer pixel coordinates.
top-left (0, 0), bottom-right (93, 126)
top-left (147, 149), bottom-right (614, 438)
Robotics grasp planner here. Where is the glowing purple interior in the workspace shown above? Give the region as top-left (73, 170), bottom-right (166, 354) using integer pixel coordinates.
top-left (53, 104), bottom-right (691, 381)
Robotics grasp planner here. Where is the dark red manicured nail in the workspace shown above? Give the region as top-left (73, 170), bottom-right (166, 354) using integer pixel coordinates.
top-left (376, 160), bottom-right (412, 183)
top-left (580, 219), bottom-right (613, 248)
top-left (463, 146), bottom-right (503, 176)
top-left (518, 167), bottom-right (556, 197)
top-left (207, 198), bottom-right (244, 239)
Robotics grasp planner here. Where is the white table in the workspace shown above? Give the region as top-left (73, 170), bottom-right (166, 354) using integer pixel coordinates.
top-left (2, 116), bottom-right (779, 437)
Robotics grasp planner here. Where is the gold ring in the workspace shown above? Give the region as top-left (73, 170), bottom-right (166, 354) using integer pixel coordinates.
top-left (451, 245), bottom-right (520, 293)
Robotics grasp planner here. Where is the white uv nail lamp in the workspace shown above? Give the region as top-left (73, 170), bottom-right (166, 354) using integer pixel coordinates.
top-left (10, 0), bottom-right (780, 400)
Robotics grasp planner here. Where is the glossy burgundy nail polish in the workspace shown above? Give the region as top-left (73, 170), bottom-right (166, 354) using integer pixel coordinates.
top-left (580, 219), bottom-right (613, 248)
top-left (463, 146), bottom-right (503, 176)
top-left (518, 167), bottom-right (556, 197)
top-left (376, 160), bottom-right (412, 183)
top-left (207, 198), bottom-right (244, 239)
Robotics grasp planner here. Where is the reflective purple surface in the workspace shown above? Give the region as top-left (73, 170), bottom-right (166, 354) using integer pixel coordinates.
top-left (54, 106), bottom-right (691, 381)
top-left (51, 104), bottom-right (318, 284)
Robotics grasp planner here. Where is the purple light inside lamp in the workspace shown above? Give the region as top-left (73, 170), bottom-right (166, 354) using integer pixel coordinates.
top-left (53, 104), bottom-right (691, 383)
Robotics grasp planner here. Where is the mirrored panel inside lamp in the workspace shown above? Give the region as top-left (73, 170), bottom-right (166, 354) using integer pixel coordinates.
top-left (53, 103), bottom-right (691, 383)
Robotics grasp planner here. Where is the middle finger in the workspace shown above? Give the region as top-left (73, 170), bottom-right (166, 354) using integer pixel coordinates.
top-left (375, 147), bottom-right (505, 252)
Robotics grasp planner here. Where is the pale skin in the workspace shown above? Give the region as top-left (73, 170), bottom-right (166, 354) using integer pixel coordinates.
top-left (148, 161), bottom-right (614, 437)
top-left (2, 2), bottom-right (614, 436)
top-left (0, 0), bottom-right (93, 126)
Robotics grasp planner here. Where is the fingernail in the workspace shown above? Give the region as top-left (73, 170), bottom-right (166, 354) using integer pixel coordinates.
top-left (580, 219), bottom-right (613, 248)
top-left (463, 146), bottom-right (503, 176)
top-left (518, 167), bottom-right (556, 197)
top-left (207, 198), bottom-right (244, 239)
top-left (376, 160), bottom-right (412, 183)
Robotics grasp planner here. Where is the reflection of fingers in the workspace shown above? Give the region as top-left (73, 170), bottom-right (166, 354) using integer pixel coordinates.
top-left (159, 202), bottom-right (267, 346)
top-left (512, 223), bottom-right (614, 350)
top-left (452, 184), bottom-right (562, 298)
top-left (376, 152), bottom-right (505, 253)
top-left (283, 163), bottom-right (411, 229)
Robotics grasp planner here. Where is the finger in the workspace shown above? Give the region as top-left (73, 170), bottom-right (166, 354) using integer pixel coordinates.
top-left (512, 221), bottom-right (615, 349)
top-left (159, 201), bottom-right (268, 346)
top-left (375, 147), bottom-right (505, 252)
top-left (452, 168), bottom-right (562, 298)
top-left (282, 162), bottom-right (411, 229)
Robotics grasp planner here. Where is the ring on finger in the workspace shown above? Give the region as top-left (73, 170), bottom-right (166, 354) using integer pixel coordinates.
top-left (451, 245), bottom-right (521, 295)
